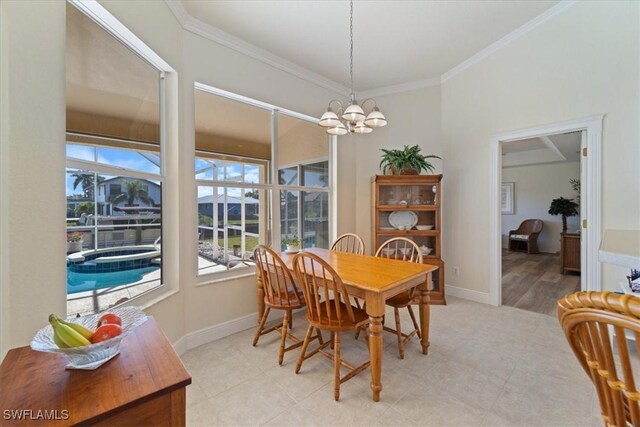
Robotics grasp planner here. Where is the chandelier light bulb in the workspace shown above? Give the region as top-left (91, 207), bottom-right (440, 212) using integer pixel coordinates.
top-left (342, 102), bottom-right (365, 122)
top-left (319, 110), bottom-right (341, 128)
top-left (354, 122), bottom-right (373, 134)
top-left (327, 122), bottom-right (348, 136)
top-left (364, 107), bottom-right (387, 128)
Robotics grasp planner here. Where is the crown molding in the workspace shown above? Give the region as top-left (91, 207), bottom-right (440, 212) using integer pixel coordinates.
top-left (165, 0), bottom-right (578, 98)
top-left (164, 0), bottom-right (350, 97)
top-left (358, 77), bottom-right (441, 99)
top-left (441, 0), bottom-right (579, 83)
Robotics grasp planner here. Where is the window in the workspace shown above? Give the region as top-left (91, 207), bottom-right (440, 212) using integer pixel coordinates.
top-left (194, 84), bottom-right (332, 279)
top-left (65, 3), bottom-right (163, 316)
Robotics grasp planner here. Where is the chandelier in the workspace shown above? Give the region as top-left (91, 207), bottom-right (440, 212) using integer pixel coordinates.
top-left (318, 0), bottom-right (387, 136)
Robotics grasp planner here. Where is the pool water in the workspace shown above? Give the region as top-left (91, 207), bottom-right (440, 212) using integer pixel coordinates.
top-left (66, 266), bottom-right (159, 294)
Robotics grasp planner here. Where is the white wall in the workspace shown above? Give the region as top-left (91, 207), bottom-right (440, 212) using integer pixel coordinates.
top-left (442, 1), bottom-right (639, 297)
top-left (0, 0), bottom-right (355, 357)
top-left (353, 85), bottom-right (443, 253)
top-left (501, 162), bottom-right (580, 253)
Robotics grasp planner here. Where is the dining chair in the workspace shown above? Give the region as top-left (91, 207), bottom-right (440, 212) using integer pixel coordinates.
top-left (558, 291), bottom-right (640, 427)
top-left (330, 233), bottom-right (365, 255)
top-left (292, 252), bottom-right (371, 401)
top-left (331, 233), bottom-right (366, 309)
top-left (253, 245), bottom-right (314, 365)
top-left (373, 237), bottom-right (425, 359)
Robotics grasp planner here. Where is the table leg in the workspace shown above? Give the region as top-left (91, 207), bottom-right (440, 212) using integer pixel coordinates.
top-left (419, 273), bottom-right (432, 355)
top-left (366, 294), bottom-right (385, 402)
top-left (257, 272), bottom-right (265, 323)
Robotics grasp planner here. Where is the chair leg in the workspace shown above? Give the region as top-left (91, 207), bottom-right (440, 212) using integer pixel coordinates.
top-left (407, 305), bottom-right (421, 339)
top-left (394, 307), bottom-right (404, 359)
top-left (278, 310), bottom-right (289, 366)
top-left (333, 331), bottom-right (341, 401)
top-left (295, 325), bottom-right (314, 374)
top-left (288, 309), bottom-right (293, 329)
top-left (253, 306), bottom-right (271, 346)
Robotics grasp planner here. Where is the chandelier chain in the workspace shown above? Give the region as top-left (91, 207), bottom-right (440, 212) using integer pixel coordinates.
top-left (349, 0), bottom-right (354, 92)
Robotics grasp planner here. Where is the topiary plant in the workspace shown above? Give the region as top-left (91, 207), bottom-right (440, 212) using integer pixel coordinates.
top-left (548, 197), bottom-right (579, 233)
top-left (379, 145), bottom-right (441, 175)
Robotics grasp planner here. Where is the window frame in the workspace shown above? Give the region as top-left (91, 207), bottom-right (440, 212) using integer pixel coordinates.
top-left (193, 83), bottom-right (335, 283)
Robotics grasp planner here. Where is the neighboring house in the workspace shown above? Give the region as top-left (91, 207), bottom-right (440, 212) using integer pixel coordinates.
top-left (96, 177), bottom-right (161, 215)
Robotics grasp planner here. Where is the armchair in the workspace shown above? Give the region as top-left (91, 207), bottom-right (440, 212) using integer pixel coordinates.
top-left (508, 219), bottom-right (543, 254)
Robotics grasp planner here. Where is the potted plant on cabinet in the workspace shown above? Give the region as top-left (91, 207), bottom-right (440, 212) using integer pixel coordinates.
top-left (282, 234), bottom-right (301, 253)
top-left (548, 197), bottom-right (579, 233)
top-left (66, 232), bottom-right (84, 253)
top-left (379, 145), bottom-right (441, 175)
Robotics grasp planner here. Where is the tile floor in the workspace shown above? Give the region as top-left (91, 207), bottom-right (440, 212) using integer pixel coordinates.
top-left (182, 297), bottom-right (601, 426)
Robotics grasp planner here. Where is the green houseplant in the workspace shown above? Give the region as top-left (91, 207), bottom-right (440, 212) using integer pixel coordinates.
top-left (282, 234), bottom-right (300, 252)
top-left (379, 145), bottom-right (441, 175)
top-left (66, 232), bottom-right (84, 253)
top-left (548, 197), bottom-right (579, 233)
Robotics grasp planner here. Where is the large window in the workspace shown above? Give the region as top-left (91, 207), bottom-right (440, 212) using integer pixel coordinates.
top-left (195, 85), bottom-right (332, 279)
top-left (65, 4), bottom-right (163, 316)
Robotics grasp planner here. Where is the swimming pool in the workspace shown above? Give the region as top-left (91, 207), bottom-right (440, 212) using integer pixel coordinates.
top-left (67, 246), bottom-right (160, 274)
top-left (66, 265), bottom-right (159, 294)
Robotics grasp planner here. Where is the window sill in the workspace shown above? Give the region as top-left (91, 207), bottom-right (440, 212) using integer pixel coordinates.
top-left (196, 270), bottom-right (256, 287)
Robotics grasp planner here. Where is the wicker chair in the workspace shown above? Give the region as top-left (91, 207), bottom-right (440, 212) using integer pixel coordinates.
top-left (253, 245), bottom-right (319, 365)
top-left (508, 219), bottom-right (543, 254)
top-left (292, 252), bottom-right (371, 401)
top-left (557, 291), bottom-right (640, 426)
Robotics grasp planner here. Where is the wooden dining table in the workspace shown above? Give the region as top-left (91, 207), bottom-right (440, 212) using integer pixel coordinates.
top-left (257, 247), bottom-right (438, 402)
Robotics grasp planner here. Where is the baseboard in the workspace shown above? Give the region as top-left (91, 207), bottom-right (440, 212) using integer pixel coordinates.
top-left (173, 335), bottom-right (188, 356)
top-left (172, 308), bottom-right (302, 355)
top-left (445, 284), bottom-right (491, 305)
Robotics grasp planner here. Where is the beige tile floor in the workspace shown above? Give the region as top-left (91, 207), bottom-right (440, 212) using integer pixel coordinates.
top-left (182, 297), bottom-right (602, 427)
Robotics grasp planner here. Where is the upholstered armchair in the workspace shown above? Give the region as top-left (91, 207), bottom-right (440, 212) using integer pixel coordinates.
top-left (508, 219), bottom-right (543, 254)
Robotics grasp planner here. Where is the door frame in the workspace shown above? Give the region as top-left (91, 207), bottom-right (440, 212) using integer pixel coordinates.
top-left (489, 115), bottom-right (603, 306)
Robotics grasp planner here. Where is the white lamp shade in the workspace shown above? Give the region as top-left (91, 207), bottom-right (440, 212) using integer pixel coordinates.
top-left (364, 108), bottom-right (387, 127)
top-left (319, 110), bottom-right (340, 127)
top-left (342, 103), bottom-right (365, 122)
top-left (354, 122), bottom-right (373, 134)
top-left (326, 122), bottom-right (347, 136)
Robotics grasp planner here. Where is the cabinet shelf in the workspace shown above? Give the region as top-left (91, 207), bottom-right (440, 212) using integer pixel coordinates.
top-left (372, 174), bottom-right (445, 305)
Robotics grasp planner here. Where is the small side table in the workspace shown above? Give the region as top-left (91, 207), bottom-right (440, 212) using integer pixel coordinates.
top-left (0, 317), bottom-right (191, 426)
top-left (561, 232), bottom-right (581, 274)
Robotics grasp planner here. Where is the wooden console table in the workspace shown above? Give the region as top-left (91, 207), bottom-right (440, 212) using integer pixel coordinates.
top-left (0, 317), bottom-right (191, 426)
top-left (561, 232), bottom-right (581, 274)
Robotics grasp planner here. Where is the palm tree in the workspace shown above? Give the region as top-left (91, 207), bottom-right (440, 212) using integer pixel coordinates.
top-left (548, 197), bottom-right (579, 233)
top-left (71, 171), bottom-right (104, 199)
top-left (111, 180), bottom-right (155, 206)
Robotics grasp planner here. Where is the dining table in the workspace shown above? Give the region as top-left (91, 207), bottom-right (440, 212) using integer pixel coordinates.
top-left (257, 247), bottom-right (438, 402)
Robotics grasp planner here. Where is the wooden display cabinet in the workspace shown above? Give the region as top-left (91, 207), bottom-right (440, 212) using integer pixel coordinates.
top-left (371, 174), bottom-right (446, 304)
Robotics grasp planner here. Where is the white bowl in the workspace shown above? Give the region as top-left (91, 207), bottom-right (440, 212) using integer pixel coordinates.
top-left (31, 306), bottom-right (147, 369)
top-left (382, 248), bottom-right (396, 256)
top-left (416, 225), bottom-right (434, 231)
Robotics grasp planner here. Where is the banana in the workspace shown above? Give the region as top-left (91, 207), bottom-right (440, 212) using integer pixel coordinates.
top-left (49, 314), bottom-right (91, 348)
top-left (56, 316), bottom-right (94, 341)
top-left (52, 331), bottom-right (70, 349)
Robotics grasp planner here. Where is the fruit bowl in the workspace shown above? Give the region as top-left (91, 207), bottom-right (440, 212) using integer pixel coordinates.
top-left (31, 306), bottom-right (147, 370)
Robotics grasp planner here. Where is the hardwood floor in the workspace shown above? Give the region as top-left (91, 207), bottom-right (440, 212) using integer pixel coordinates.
top-left (502, 249), bottom-right (580, 316)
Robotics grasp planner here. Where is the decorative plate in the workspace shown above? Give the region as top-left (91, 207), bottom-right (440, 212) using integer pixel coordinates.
top-left (389, 211), bottom-right (418, 230)
top-left (31, 306), bottom-right (148, 370)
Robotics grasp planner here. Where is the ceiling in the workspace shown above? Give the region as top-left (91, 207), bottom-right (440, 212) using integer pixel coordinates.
top-left (502, 132), bottom-right (581, 167)
top-left (178, 0), bottom-right (560, 92)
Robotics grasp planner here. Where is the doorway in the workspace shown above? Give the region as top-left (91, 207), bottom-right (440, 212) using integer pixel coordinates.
top-left (488, 115), bottom-right (603, 307)
top-left (500, 132), bottom-right (582, 315)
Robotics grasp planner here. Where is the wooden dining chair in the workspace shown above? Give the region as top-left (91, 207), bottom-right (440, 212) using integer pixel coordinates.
top-left (558, 291), bottom-right (640, 426)
top-left (292, 252), bottom-right (371, 401)
top-left (331, 233), bottom-right (366, 308)
top-left (253, 245), bottom-right (310, 365)
top-left (330, 233), bottom-right (365, 255)
top-left (374, 237), bottom-right (425, 359)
